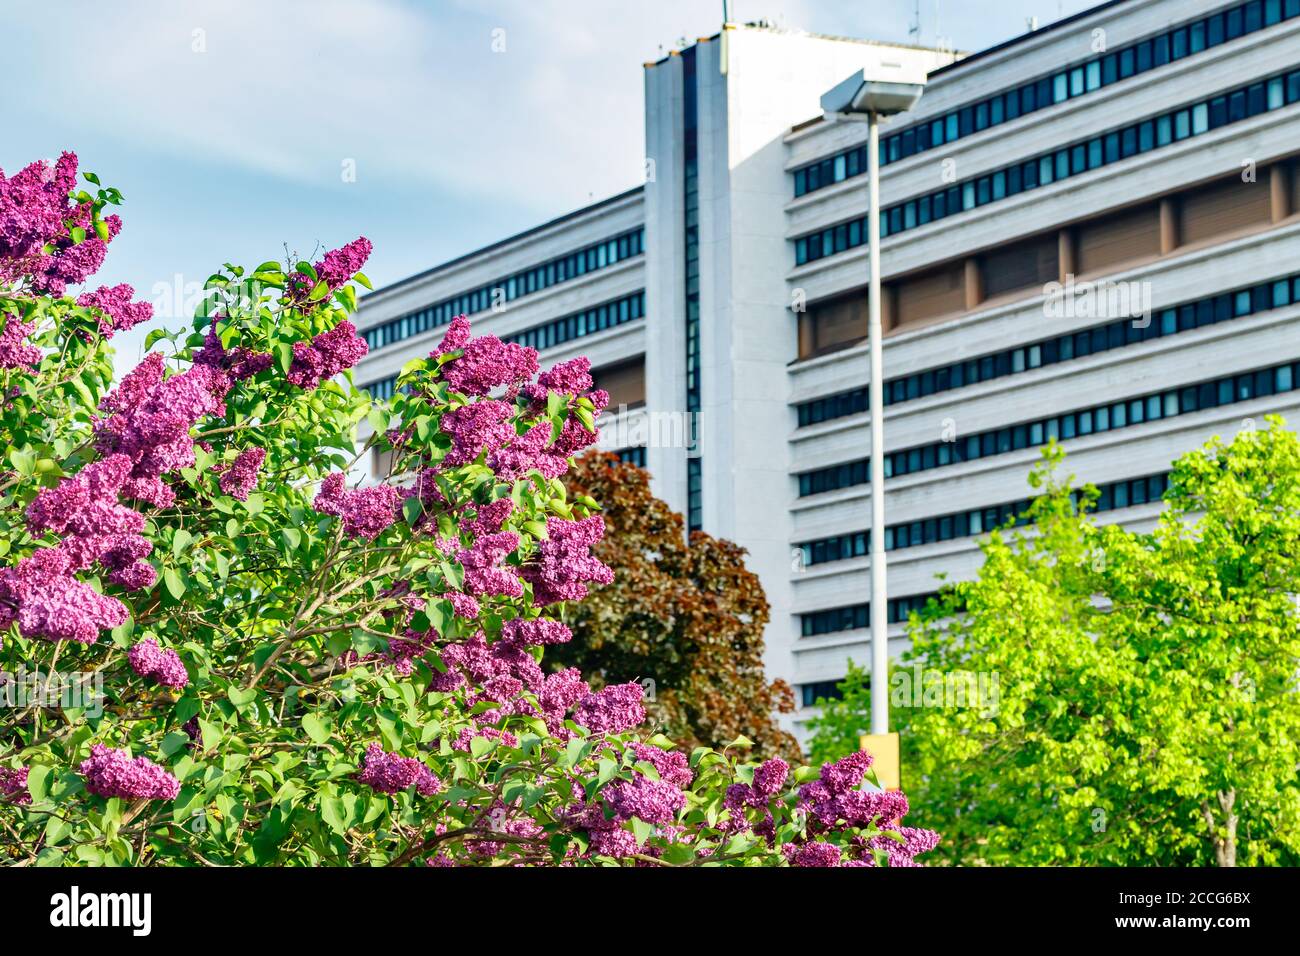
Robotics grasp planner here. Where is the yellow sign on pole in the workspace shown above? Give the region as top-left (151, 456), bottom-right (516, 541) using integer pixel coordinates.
top-left (859, 732), bottom-right (900, 791)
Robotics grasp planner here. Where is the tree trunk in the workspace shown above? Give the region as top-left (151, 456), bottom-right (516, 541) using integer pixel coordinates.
top-left (1202, 790), bottom-right (1237, 867)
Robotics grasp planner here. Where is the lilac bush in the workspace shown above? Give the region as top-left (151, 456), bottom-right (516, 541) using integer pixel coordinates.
top-left (0, 151), bottom-right (937, 866)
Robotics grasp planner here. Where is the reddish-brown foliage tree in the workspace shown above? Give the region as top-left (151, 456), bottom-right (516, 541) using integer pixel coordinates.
top-left (551, 452), bottom-right (801, 762)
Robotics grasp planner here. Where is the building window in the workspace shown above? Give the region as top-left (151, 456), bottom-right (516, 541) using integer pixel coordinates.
top-left (799, 593), bottom-right (938, 637)
top-left (360, 228), bottom-right (644, 354)
top-left (791, 0), bottom-right (1300, 197)
top-left (800, 680), bottom-right (845, 708)
top-left (793, 67), bottom-right (1300, 266)
top-left (797, 473), bottom-right (1170, 566)
top-left (797, 360), bottom-right (1300, 497)
top-left (503, 291), bottom-right (644, 353)
top-left (687, 457), bottom-right (703, 533)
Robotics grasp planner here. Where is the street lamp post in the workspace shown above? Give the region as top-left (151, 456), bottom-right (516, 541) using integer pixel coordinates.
top-left (820, 73), bottom-right (925, 740)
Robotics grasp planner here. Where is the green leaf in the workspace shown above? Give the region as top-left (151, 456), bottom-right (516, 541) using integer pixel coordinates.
top-left (172, 529), bottom-right (193, 558)
top-left (302, 714), bottom-right (331, 744)
top-left (163, 567), bottom-right (186, 599)
top-left (227, 686), bottom-right (257, 709)
top-left (26, 765), bottom-right (51, 802)
top-left (402, 496), bottom-right (423, 526)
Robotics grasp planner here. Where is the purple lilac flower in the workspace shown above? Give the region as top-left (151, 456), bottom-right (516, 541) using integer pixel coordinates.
top-left (0, 547), bottom-right (128, 644)
top-left (286, 321), bottom-right (368, 389)
top-left (78, 744), bottom-right (180, 800)
top-left (520, 515), bottom-right (614, 606)
top-left (219, 447), bottom-right (265, 501)
top-left (752, 758), bottom-right (790, 799)
top-left (605, 776), bottom-right (685, 825)
top-left (792, 842), bottom-right (843, 867)
top-left (435, 329), bottom-right (538, 397)
top-left (127, 637), bottom-right (189, 688)
top-left (0, 766), bottom-right (30, 805)
top-left (628, 744), bottom-right (693, 789)
top-left (574, 682), bottom-right (645, 735)
top-left (500, 618), bottom-right (572, 647)
top-left (456, 531), bottom-right (524, 598)
top-left (76, 283), bottom-right (153, 337)
top-left (313, 473), bottom-right (402, 539)
top-left (355, 744), bottom-right (440, 796)
top-left (0, 313), bottom-right (42, 370)
top-left (440, 401), bottom-right (517, 468)
top-left (315, 237), bottom-right (372, 289)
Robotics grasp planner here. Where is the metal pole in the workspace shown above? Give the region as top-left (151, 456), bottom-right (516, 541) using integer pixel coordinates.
top-left (867, 110), bottom-right (889, 736)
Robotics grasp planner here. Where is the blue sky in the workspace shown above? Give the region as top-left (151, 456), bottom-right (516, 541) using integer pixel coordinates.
top-left (1, 0), bottom-right (1097, 370)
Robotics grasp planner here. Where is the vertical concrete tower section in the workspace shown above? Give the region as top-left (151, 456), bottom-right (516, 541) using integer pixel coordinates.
top-left (644, 26), bottom-right (955, 726)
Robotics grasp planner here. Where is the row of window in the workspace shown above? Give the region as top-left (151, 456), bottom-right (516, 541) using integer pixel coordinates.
top-left (503, 292), bottom-right (644, 353)
top-left (800, 592), bottom-right (939, 638)
top-left (360, 228), bottom-right (644, 353)
top-left (361, 291), bottom-right (646, 400)
top-left (794, 68), bottom-right (1300, 265)
top-left (798, 473), bottom-right (1170, 567)
top-left (796, 271), bottom-right (1300, 428)
top-left (798, 360), bottom-right (1300, 497)
top-left (615, 446), bottom-right (647, 468)
top-left (684, 47), bottom-right (704, 534)
top-left (793, 0), bottom-right (1300, 198)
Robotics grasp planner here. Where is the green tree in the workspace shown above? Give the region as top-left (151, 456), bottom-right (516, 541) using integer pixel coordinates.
top-left (897, 427), bottom-right (1300, 866)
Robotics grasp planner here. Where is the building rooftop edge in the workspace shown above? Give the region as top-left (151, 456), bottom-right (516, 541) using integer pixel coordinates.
top-left (364, 184), bottom-right (645, 302)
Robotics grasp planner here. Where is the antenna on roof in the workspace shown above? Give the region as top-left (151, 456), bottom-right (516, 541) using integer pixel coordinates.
top-left (723, 0), bottom-right (729, 23)
top-left (909, 0), bottom-right (921, 41)
top-left (1026, 15), bottom-right (1039, 31)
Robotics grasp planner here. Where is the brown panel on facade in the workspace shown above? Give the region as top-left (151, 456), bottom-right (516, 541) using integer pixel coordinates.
top-left (1270, 163), bottom-right (1292, 222)
top-left (980, 233), bottom-right (1058, 297)
top-left (1179, 177), bottom-right (1272, 246)
top-left (1074, 203), bottom-right (1161, 275)
top-left (593, 358), bottom-right (646, 409)
top-left (1057, 228), bottom-right (1076, 281)
top-left (1159, 197), bottom-right (1180, 254)
top-left (800, 294), bottom-right (868, 359)
top-left (893, 263), bottom-right (966, 328)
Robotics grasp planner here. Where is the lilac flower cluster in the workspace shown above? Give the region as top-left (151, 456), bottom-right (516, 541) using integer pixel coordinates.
top-left (25, 452), bottom-right (155, 590)
top-left (440, 401), bottom-right (517, 468)
top-left (0, 766), bottom-right (30, 805)
top-left (432, 316), bottom-right (539, 397)
top-left (0, 547), bottom-right (128, 644)
top-left (286, 320), bottom-right (369, 389)
top-left (773, 751), bottom-right (940, 866)
top-left (76, 283), bottom-right (153, 338)
top-left (573, 682), bottom-right (645, 735)
top-left (524, 356), bottom-right (594, 405)
top-left (0, 152), bottom-right (122, 296)
top-left (313, 472), bottom-right (402, 539)
top-left (355, 743), bottom-right (440, 796)
top-left (78, 744), bottom-right (180, 801)
top-left (96, 352), bottom-right (232, 508)
top-left (218, 447), bottom-right (266, 501)
top-left (315, 237), bottom-right (373, 289)
top-left (445, 591), bottom-right (480, 619)
top-left (193, 319), bottom-right (274, 381)
top-left (456, 531), bottom-right (524, 598)
top-left (521, 515), bottom-right (614, 606)
top-left (0, 313), bottom-right (42, 370)
top-left (127, 637), bottom-right (189, 688)
top-left (500, 618), bottom-right (572, 646)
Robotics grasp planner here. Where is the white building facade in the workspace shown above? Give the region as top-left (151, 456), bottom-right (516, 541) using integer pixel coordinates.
top-left (355, 0), bottom-right (1300, 738)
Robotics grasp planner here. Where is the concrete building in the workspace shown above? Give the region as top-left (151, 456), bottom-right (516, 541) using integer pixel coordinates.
top-left (355, 0), bottom-right (1300, 739)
